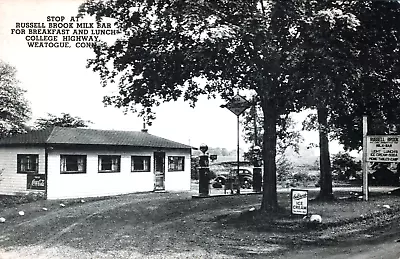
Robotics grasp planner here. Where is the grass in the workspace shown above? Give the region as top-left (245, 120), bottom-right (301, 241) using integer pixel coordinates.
top-left (0, 188), bottom-right (400, 258)
top-left (216, 190), bottom-right (400, 250)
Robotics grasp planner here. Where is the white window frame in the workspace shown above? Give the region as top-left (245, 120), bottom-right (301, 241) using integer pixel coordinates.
top-left (131, 156), bottom-right (151, 172)
top-left (60, 155), bottom-right (87, 174)
top-left (98, 155), bottom-right (121, 173)
top-left (168, 156), bottom-right (185, 172)
top-left (17, 154), bottom-right (39, 174)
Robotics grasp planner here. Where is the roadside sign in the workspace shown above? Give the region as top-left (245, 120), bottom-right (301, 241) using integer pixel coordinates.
top-left (366, 135), bottom-right (400, 162)
top-left (210, 154), bottom-right (218, 161)
top-left (291, 189), bottom-right (308, 215)
top-left (224, 94), bottom-right (251, 116)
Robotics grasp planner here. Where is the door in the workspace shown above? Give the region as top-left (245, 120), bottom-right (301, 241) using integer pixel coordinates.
top-left (154, 152), bottom-right (165, 190)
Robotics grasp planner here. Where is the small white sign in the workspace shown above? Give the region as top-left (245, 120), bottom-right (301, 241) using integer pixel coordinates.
top-left (367, 135), bottom-right (400, 162)
top-left (291, 189), bottom-right (308, 215)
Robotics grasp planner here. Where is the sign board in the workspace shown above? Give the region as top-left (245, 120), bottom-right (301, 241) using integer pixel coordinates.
top-left (210, 155), bottom-right (218, 161)
top-left (291, 189), bottom-right (308, 215)
top-left (366, 135), bottom-right (400, 162)
top-left (224, 94), bottom-right (251, 116)
top-left (27, 174), bottom-right (46, 190)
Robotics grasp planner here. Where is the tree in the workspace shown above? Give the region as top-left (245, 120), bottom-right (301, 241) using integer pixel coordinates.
top-left (299, 1), bottom-right (400, 200)
top-left (328, 1), bottom-right (400, 150)
top-left (80, 1), bottom-right (397, 209)
top-left (242, 104), bottom-right (303, 156)
top-left (78, 0), bottom-right (309, 211)
top-left (297, 1), bottom-right (362, 200)
top-left (0, 60), bottom-right (31, 138)
top-left (34, 113), bottom-right (92, 129)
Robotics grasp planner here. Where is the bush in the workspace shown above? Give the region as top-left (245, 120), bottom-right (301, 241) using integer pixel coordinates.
top-left (293, 171), bottom-right (318, 183)
top-left (331, 152), bottom-right (361, 181)
top-left (370, 163), bottom-right (400, 186)
top-left (277, 156), bottom-right (294, 182)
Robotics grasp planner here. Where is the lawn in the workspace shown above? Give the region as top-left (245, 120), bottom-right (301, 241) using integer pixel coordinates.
top-left (0, 188), bottom-right (400, 258)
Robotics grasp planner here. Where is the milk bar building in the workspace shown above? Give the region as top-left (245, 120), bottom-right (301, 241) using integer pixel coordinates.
top-left (0, 127), bottom-right (192, 199)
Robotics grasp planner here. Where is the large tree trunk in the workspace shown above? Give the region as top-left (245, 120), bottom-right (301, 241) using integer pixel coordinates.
top-left (260, 100), bottom-right (279, 211)
top-left (317, 106), bottom-right (334, 200)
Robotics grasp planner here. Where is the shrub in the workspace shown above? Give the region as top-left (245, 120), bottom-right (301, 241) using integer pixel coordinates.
top-left (276, 156), bottom-right (294, 182)
top-left (331, 152), bottom-right (361, 181)
top-left (370, 163), bottom-right (400, 186)
top-left (293, 171), bottom-right (318, 183)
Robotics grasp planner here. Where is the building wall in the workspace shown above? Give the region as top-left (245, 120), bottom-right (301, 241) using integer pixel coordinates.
top-left (47, 146), bottom-right (191, 199)
top-left (0, 146), bottom-right (45, 194)
top-left (164, 149), bottom-right (191, 191)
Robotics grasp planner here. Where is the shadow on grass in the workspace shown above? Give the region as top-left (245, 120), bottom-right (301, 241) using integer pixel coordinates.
top-left (1, 191), bottom-right (400, 258)
top-left (0, 193), bottom-right (266, 257)
top-left (212, 193), bottom-right (400, 249)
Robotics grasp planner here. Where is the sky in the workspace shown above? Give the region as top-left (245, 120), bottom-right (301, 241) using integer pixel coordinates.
top-left (0, 0), bottom-right (347, 154)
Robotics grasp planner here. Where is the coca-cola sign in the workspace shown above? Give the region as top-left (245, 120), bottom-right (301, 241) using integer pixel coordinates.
top-left (27, 174), bottom-right (46, 190)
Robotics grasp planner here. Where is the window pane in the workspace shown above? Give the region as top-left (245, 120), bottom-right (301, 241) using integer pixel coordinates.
top-left (17, 154), bottom-right (38, 173)
top-left (67, 156), bottom-right (79, 171)
top-left (98, 155), bottom-right (120, 173)
top-left (61, 155), bottom-right (86, 173)
top-left (168, 156), bottom-right (185, 172)
top-left (131, 156), bottom-right (150, 172)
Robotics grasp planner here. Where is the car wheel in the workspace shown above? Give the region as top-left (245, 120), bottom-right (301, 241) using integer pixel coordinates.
top-left (215, 177), bottom-right (226, 185)
top-left (242, 179), bottom-right (252, 189)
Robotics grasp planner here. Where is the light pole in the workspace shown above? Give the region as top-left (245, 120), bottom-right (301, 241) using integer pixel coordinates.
top-left (220, 94), bottom-right (251, 195)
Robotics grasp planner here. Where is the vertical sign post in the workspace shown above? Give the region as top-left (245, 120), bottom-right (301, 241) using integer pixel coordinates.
top-left (221, 94), bottom-right (251, 195)
top-left (237, 115), bottom-right (240, 194)
top-left (362, 116), bottom-right (368, 201)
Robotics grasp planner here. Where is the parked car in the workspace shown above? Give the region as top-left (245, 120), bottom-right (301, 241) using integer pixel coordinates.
top-left (212, 168), bottom-right (253, 189)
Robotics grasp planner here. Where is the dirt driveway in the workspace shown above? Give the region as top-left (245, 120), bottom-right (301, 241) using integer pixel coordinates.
top-left (0, 192), bottom-right (272, 259)
top-left (0, 189), bottom-right (399, 259)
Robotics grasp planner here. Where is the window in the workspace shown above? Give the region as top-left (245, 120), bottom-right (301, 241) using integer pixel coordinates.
top-left (98, 155), bottom-right (120, 173)
top-left (168, 156), bottom-right (185, 171)
top-left (60, 155), bottom-right (86, 174)
top-left (131, 156), bottom-right (150, 172)
top-left (17, 154), bottom-right (38, 173)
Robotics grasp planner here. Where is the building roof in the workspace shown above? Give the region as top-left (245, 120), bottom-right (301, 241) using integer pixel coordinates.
top-left (0, 127), bottom-right (193, 149)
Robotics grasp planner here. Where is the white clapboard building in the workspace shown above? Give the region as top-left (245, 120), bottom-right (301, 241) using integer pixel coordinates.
top-left (0, 127), bottom-right (192, 199)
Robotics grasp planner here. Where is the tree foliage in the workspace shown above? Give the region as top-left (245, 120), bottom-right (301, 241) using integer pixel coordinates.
top-left (328, 1), bottom-right (400, 151)
top-left (78, 0), bottom-right (400, 209)
top-left (295, 1), bottom-right (400, 199)
top-left (34, 113), bottom-right (92, 130)
top-left (242, 104), bottom-right (303, 157)
top-left (0, 60), bottom-right (31, 138)
top-left (301, 1), bottom-right (400, 151)
top-left (331, 152), bottom-right (361, 181)
top-left (79, 0), bottom-right (309, 211)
